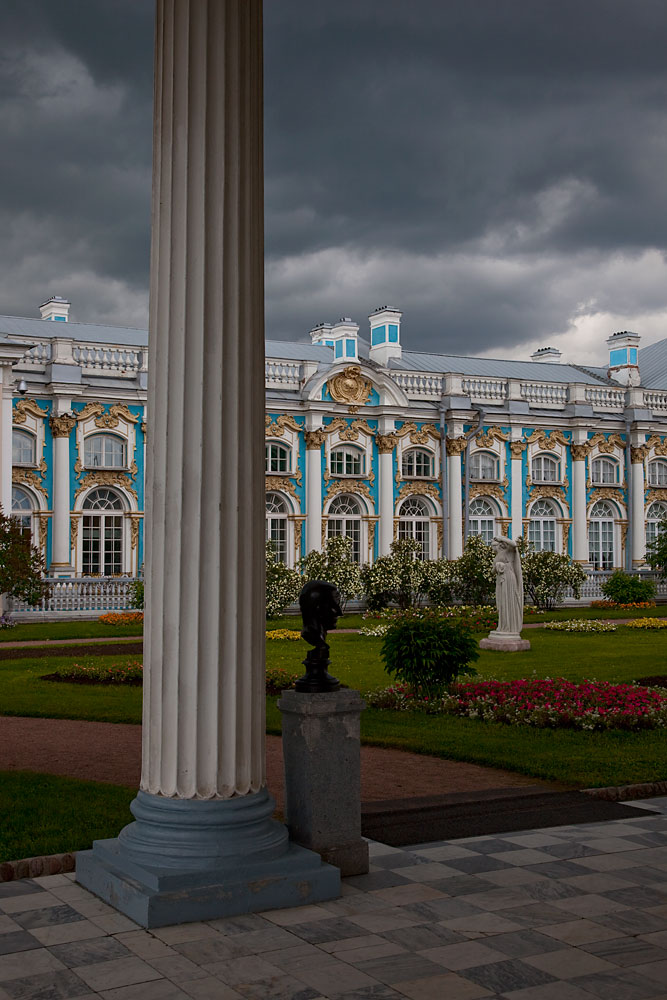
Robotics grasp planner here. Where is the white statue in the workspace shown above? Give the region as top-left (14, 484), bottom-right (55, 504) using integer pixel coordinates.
top-left (479, 536), bottom-right (530, 652)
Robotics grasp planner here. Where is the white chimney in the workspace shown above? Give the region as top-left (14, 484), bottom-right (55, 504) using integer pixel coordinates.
top-left (40, 296), bottom-right (71, 322)
top-left (530, 346), bottom-right (561, 363)
top-left (368, 306), bottom-right (402, 366)
top-left (607, 330), bottom-right (640, 386)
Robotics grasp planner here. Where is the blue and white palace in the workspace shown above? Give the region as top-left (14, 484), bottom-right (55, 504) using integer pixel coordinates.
top-left (2, 296), bottom-right (667, 589)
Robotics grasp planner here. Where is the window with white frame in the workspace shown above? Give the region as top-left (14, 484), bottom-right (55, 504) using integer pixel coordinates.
top-left (591, 457), bottom-right (619, 485)
top-left (12, 430), bottom-right (36, 467)
top-left (398, 497), bottom-right (431, 559)
top-left (82, 488), bottom-right (124, 576)
top-left (531, 453), bottom-right (560, 483)
top-left (327, 494), bottom-right (362, 562)
top-left (648, 459), bottom-right (667, 487)
top-left (265, 442), bottom-right (290, 474)
top-left (266, 492), bottom-right (288, 563)
top-left (330, 446), bottom-right (364, 477)
top-left (528, 498), bottom-right (557, 551)
top-left (11, 486), bottom-right (33, 538)
top-left (469, 451), bottom-right (499, 481)
top-left (402, 449), bottom-right (434, 479)
top-left (646, 501), bottom-right (667, 550)
top-left (84, 434), bottom-right (127, 469)
top-left (589, 500), bottom-right (616, 570)
top-left (469, 498), bottom-right (496, 543)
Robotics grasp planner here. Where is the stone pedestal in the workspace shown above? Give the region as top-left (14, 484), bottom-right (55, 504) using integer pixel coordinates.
top-left (480, 631), bottom-right (531, 652)
top-left (279, 690), bottom-right (369, 877)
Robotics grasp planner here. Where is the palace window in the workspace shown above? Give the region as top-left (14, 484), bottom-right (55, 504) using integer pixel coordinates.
top-left (591, 457), bottom-right (619, 485)
top-left (330, 447), bottom-right (364, 477)
top-left (12, 430), bottom-right (36, 467)
top-left (469, 451), bottom-right (499, 481)
top-left (265, 442), bottom-right (290, 474)
top-left (398, 497), bottom-right (431, 560)
top-left (528, 498), bottom-right (557, 552)
top-left (82, 488), bottom-right (124, 576)
top-left (589, 500), bottom-right (616, 570)
top-left (648, 460), bottom-right (667, 487)
top-left (327, 495), bottom-right (362, 562)
top-left (469, 498), bottom-right (496, 543)
top-left (646, 501), bottom-right (667, 550)
top-left (402, 449), bottom-right (434, 479)
top-left (11, 486), bottom-right (33, 538)
top-left (84, 434), bottom-right (126, 469)
top-left (531, 454), bottom-right (560, 483)
top-left (266, 492), bottom-right (288, 563)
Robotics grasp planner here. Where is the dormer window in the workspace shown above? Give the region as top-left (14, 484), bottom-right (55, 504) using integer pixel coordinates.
top-left (532, 454), bottom-right (560, 483)
top-left (330, 446), bottom-right (364, 477)
top-left (402, 449), bottom-right (434, 479)
top-left (591, 457), bottom-right (619, 485)
top-left (266, 442), bottom-right (290, 474)
top-left (12, 429), bottom-right (36, 467)
top-left (84, 434), bottom-right (127, 469)
top-left (469, 451), bottom-right (499, 482)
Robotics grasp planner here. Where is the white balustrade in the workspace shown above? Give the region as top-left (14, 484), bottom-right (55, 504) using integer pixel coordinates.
top-left (584, 386), bottom-right (625, 410)
top-left (73, 343), bottom-right (144, 374)
top-left (564, 569), bottom-right (667, 602)
top-left (392, 372), bottom-right (444, 398)
top-left (15, 341), bottom-right (53, 369)
top-left (7, 577), bottom-right (142, 613)
top-left (643, 390), bottom-right (667, 412)
top-left (265, 359), bottom-right (302, 388)
top-left (520, 382), bottom-right (569, 407)
top-left (461, 377), bottom-right (508, 401)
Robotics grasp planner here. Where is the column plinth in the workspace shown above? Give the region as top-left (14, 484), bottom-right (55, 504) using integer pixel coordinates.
top-left (76, 0), bottom-right (339, 926)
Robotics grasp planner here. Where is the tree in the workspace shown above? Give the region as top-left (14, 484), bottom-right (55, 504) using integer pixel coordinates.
top-left (0, 512), bottom-right (48, 606)
top-left (521, 548), bottom-right (587, 610)
top-left (265, 543), bottom-right (301, 618)
top-left (360, 539), bottom-right (430, 611)
top-left (646, 520), bottom-right (667, 579)
top-left (452, 534), bottom-right (496, 606)
top-left (299, 535), bottom-right (362, 612)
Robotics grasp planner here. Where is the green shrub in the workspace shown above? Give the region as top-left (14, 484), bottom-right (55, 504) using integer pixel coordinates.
top-left (423, 558), bottom-right (456, 606)
top-left (130, 580), bottom-right (144, 610)
top-left (601, 571), bottom-right (656, 605)
top-left (360, 539), bottom-right (430, 611)
top-left (451, 534), bottom-right (495, 606)
top-left (265, 543), bottom-right (302, 618)
top-left (380, 612), bottom-right (479, 698)
top-left (299, 535), bottom-right (362, 612)
top-left (521, 548), bottom-right (587, 610)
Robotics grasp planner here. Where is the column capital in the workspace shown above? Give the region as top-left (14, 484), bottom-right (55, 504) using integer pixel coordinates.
top-left (509, 440), bottom-right (526, 459)
top-left (571, 443), bottom-right (591, 461)
top-left (446, 436), bottom-right (467, 456)
top-left (305, 429), bottom-right (326, 449)
top-left (375, 432), bottom-right (398, 454)
top-left (631, 444), bottom-right (649, 463)
top-left (49, 413), bottom-right (76, 438)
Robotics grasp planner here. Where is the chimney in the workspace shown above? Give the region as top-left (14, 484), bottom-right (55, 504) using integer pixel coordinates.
top-left (309, 322), bottom-right (334, 349)
top-left (530, 346), bottom-right (561, 363)
top-left (607, 330), bottom-right (640, 386)
top-left (40, 296), bottom-right (70, 322)
top-left (368, 306), bottom-right (402, 366)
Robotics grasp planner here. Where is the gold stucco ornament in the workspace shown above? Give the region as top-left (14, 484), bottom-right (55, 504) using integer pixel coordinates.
top-left (326, 366), bottom-right (373, 405)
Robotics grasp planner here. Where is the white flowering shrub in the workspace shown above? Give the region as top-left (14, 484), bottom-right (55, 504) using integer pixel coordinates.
top-left (520, 548), bottom-right (587, 610)
top-left (422, 558), bottom-right (456, 606)
top-left (299, 535), bottom-right (362, 612)
top-left (360, 539), bottom-right (430, 611)
top-left (647, 517), bottom-right (667, 579)
top-left (451, 535), bottom-right (496, 606)
top-left (265, 544), bottom-right (301, 619)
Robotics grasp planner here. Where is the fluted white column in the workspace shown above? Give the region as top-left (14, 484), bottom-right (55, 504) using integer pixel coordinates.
top-left (447, 441), bottom-right (464, 558)
top-left (377, 431), bottom-right (396, 556)
top-left (305, 429), bottom-right (323, 554)
top-left (49, 411), bottom-right (76, 573)
top-left (0, 370), bottom-right (13, 517)
top-left (140, 0), bottom-right (267, 801)
top-left (631, 457), bottom-right (645, 565)
top-left (572, 446), bottom-right (589, 562)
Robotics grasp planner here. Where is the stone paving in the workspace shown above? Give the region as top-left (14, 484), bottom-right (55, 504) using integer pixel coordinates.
top-left (1, 799), bottom-right (667, 999)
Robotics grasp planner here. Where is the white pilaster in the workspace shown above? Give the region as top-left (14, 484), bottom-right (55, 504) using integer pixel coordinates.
top-left (631, 459), bottom-right (645, 565)
top-left (49, 407), bottom-right (75, 574)
top-left (510, 450), bottom-right (524, 541)
top-left (377, 421), bottom-right (396, 556)
top-left (572, 447), bottom-right (588, 562)
top-left (1, 374), bottom-right (12, 517)
top-left (305, 427), bottom-right (323, 554)
top-left (447, 446), bottom-right (464, 558)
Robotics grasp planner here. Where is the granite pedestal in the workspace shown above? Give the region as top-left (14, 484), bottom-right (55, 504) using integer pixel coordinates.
top-left (480, 630), bottom-right (531, 652)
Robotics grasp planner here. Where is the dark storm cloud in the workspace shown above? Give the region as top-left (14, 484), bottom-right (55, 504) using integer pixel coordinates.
top-left (0, 0), bottom-right (666, 357)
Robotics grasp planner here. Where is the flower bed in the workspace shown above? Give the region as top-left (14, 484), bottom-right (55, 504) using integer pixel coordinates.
top-left (98, 612), bottom-right (144, 625)
top-left (266, 666), bottom-right (300, 694)
top-left (624, 617), bottom-right (667, 630)
top-left (42, 660), bottom-right (144, 685)
top-left (364, 678), bottom-right (667, 731)
top-left (590, 600), bottom-right (656, 609)
top-left (266, 629), bottom-right (301, 640)
top-left (543, 619), bottom-right (616, 632)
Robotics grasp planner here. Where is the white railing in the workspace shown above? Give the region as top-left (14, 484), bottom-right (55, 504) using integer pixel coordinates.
top-left (16, 341), bottom-right (53, 369)
top-left (564, 569), bottom-right (667, 603)
top-left (265, 360), bottom-right (302, 389)
top-left (520, 382), bottom-right (569, 407)
top-left (461, 376), bottom-right (508, 401)
top-left (644, 389), bottom-right (667, 412)
top-left (584, 386), bottom-right (625, 410)
top-left (73, 343), bottom-right (144, 374)
top-left (392, 372), bottom-right (445, 398)
top-left (7, 577), bottom-right (141, 614)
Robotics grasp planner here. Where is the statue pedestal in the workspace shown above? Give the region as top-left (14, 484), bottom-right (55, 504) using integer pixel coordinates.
top-left (480, 630), bottom-right (531, 652)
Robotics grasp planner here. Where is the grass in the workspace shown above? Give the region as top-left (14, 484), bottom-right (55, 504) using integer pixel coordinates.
top-left (0, 620), bottom-right (143, 643)
top-left (1, 771), bottom-right (134, 862)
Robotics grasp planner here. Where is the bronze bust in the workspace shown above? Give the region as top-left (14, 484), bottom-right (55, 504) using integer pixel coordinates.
top-left (295, 580), bottom-right (342, 692)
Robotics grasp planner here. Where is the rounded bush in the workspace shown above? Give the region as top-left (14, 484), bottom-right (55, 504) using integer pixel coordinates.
top-left (380, 613), bottom-right (479, 697)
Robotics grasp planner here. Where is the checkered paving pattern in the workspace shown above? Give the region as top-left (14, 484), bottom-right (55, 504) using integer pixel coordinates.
top-left (0, 798), bottom-right (667, 999)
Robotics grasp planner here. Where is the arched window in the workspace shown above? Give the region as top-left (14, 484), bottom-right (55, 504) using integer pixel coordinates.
top-left (469, 498), bottom-right (496, 543)
top-left (12, 429), bottom-right (36, 467)
top-left (532, 454), bottom-right (560, 483)
top-left (402, 449), bottom-right (434, 479)
top-left (84, 434), bottom-right (126, 469)
top-left (398, 497), bottom-right (430, 560)
top-left (266, 492), bottom-right (288, 563)
top-left (646, 501), bottom-right (667, 550)
top-left (528, 498), bottom-right (557, 551)
top-left (82, 488), bottom-right (124, 576)
top-left (648, 460), bottom-right (667, 487)
top-left (327, 495), bottom-right (362, 562)
top-left (265, 442), bottom-right (290, 474)
top-left (591, 457), bottom-right (619, 485)
top-left (11, 486), bottom-right (33, 538)
top-left (589, 500), bottom-right (616, 570)
top-left (330, 447), bottom-right (363, 477)
top-left (469, 451), bottom-right (499, 481)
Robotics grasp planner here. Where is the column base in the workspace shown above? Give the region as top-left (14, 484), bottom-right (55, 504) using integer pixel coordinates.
top-left (480, 631), bottom-right (531, 652)
top-left (76, 788), bottom-right (340, 928)
top-left (48, 563), bottom-right (75, 578)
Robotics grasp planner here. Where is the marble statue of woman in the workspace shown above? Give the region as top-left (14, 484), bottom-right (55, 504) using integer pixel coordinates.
top-left (479, 536), bottom-right (530, 652)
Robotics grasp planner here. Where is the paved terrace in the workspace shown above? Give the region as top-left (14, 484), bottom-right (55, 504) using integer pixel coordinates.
top-left (0, 798), bottom-right (666, 999)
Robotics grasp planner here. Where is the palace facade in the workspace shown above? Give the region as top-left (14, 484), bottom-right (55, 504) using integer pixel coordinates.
top-left (2, 296), bottom-right (667, 579)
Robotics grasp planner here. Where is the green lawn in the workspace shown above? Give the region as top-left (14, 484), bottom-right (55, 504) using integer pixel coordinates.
top-left (0, 620), bottom-right (143, 643)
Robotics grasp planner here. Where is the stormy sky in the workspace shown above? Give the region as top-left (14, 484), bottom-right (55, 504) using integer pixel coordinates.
top-left (1, 0), bottom-right (667, 365)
